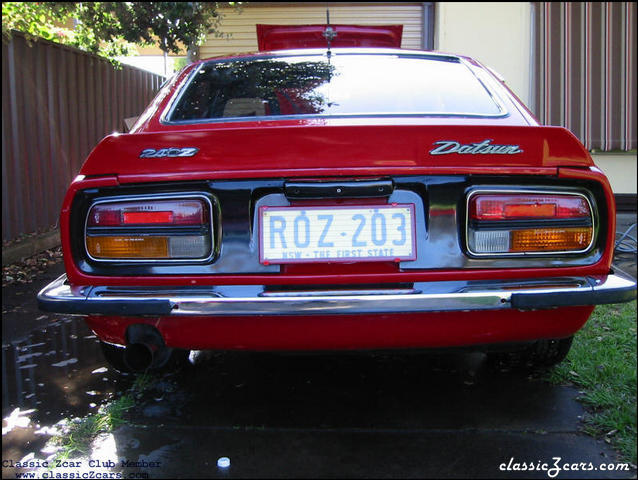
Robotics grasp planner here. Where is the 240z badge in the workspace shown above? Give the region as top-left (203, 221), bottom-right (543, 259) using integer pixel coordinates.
top-left (139, 147), bottom-right (199, 158)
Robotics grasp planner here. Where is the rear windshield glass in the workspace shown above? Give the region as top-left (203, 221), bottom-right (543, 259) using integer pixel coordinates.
top-left (168, 54), bottom-right (503, 122)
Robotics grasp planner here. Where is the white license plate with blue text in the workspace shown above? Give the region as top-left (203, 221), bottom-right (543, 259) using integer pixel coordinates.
top-left (259, 204), bottom-right (416, 264)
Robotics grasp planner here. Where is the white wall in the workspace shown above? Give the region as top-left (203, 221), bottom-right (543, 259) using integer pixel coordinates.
top-left (116, 55), bottom-right (185, 77)
top-left (592, 154), bottom-right (638, 195)
top-left (435, 2), bottom-right (532, 107)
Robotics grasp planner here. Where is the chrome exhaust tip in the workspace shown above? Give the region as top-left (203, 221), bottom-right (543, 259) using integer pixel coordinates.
top-left (124, 324), bottom-right (168, 372)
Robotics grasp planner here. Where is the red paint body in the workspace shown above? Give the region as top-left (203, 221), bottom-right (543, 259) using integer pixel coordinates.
top-left (86, 307), bottom-right (594, 351)
top-left (58, 47), bottom-right (619, 351)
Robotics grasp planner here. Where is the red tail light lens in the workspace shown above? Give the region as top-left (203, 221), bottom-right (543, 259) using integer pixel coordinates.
top-left (88, 200), bottom-right (206, 226)
top-left (123, 211), bottom-right (173, 224)
top-left (85, 196), bottom-right (212, 261)
top-left (467, 191), bottom-right (594, 255)
top-left (470, 194), bottom-right (590, 220)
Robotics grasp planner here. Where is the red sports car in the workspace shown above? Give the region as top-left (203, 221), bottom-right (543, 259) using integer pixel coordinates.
top-left (38, 28), bottom-right (636, 372)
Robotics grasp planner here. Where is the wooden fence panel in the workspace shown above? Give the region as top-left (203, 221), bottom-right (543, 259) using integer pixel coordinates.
top-left (2, 31), bottom-right (165, 242)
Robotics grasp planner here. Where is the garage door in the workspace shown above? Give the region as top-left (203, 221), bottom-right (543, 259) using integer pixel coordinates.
top-left (200, 3), bottom-right (425, 58)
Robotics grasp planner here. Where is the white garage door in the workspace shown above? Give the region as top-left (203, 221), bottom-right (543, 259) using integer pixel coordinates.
top-left (200, 3), bottom-right (425, 58)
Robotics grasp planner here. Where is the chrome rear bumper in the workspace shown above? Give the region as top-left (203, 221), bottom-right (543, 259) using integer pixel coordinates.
top-left (37, 272), bottom-right (636, 317)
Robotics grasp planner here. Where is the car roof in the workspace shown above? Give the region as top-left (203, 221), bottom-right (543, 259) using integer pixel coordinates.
top-left (193, 47), bottom-right (464, 65)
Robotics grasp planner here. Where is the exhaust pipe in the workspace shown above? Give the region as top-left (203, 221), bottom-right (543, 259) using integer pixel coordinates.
top-left (124, 342), bottom-right (157, 372)
top-left (124, 325), bottom-right (171, 372)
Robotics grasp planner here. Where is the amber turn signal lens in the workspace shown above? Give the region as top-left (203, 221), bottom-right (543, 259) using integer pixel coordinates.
top-left (510, 228), bottom-right (593, 252)
top-left (86, 236), bottom-right (169, 259)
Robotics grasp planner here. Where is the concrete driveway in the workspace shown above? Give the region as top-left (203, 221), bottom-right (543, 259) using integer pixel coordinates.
top-left (2, 213), bottom-right (636, 479)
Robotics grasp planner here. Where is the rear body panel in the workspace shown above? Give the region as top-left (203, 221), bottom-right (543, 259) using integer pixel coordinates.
top-left (61, 170), bottom-right (614, 285)
top-left (85, 307), bottom-right (594, 351)
top-left (80, 124), bottom-right (593, 179)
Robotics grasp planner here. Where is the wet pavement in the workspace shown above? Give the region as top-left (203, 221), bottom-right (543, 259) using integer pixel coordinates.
top-left (2, 214), bottom-right (636, 479)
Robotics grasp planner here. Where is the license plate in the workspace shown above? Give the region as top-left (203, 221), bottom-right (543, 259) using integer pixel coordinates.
top-left (259, 204), bottom-right (416, 264)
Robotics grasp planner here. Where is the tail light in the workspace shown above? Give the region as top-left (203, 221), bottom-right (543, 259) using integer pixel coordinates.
top-left (467, 191), bottom-right (594, 255)
top-left (85, 196), bottom-right (213, 261)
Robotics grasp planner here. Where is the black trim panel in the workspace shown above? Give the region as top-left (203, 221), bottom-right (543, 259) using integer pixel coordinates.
top-left (69, 176), bottom-right (609, 277)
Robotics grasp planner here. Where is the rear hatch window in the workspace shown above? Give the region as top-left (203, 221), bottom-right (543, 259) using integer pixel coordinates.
top-left (167, 53), bottom-right (504, 122)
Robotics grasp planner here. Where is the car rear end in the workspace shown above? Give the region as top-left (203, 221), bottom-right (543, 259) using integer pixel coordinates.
top-left (38, 49), bottom-right (636, 370)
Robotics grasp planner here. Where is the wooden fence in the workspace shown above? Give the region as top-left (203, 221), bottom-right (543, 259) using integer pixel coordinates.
top-left (2, 31), bottom-right (165, 242)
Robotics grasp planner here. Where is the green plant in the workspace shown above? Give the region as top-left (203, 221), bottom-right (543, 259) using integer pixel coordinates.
top-left (546, 301), bottom-right (637, 463)
top-left (2, 2), bottom-right (242, 62)
top-left (53, 394), bottom-right (134, 459)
